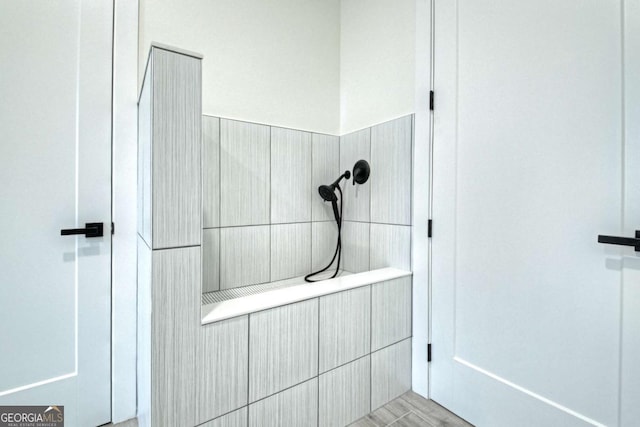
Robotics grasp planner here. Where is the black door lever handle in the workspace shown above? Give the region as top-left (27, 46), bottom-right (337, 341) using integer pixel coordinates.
top-left (60, 222), bottom-right (104, 238)
top-left (598, 230), bottom-right (640, 252)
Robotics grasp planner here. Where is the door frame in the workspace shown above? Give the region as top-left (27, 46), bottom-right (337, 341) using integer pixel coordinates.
top-left (410, 0), bottom-right (433, 398)
top-left (111, 0), bottom-right (140, 422)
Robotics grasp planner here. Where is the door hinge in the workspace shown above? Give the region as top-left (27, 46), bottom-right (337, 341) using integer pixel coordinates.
top-left (429, 90), bottom-right (434, 111)
top-left (428, 219), bottom-right (433, 238)
top-left (428, 343), bottom-right (432, 362)
top-left (111, 222), bottom-right (115, 235)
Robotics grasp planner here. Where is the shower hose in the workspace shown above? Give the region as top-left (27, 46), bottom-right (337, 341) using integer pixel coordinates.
top-left (304, 185), bottom-right (343, 282)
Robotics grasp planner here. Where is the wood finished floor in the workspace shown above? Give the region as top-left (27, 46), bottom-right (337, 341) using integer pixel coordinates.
top-left (108, 391), bottom-right (471, 427)
top-left (108, 418), bottom-right (137, 427)
top-left (351, 391), bottom-right (474, 427)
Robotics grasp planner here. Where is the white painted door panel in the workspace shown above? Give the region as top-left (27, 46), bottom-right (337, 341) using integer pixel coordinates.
top-left (432, 0), bottom-right (638, 426)
top-left (0, 1), bottom-right (112, 426)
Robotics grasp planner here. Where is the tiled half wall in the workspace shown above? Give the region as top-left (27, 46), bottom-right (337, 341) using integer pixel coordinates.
top-left (203, 115), bottom-right (414, 292)
top-left (198, 276), bottom-right (413, 427)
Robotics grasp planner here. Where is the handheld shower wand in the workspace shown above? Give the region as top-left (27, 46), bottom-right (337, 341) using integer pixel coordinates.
top-left (305, 161), bottom-right (370, 283)
top-left (318, 170), bottom-right (350, 223)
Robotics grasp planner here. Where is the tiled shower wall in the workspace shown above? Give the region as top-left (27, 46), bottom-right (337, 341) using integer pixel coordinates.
top-left (139, 45), bottom-right (415, 427)
top-left (203, 115), bottom-right (413, 292)
top-left (340, 115), bottom-right (413, 274)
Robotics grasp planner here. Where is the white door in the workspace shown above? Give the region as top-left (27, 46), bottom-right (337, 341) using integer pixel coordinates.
top-left (431, 0), bottom-right (640, 426)
top-left (0, 1), bottom-right (112, 426)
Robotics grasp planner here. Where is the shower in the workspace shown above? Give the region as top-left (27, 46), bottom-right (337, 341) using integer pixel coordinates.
top-left (304, 159), bottom-right (370, 282)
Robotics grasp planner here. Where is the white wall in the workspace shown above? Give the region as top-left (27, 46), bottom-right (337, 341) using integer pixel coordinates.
top-left (339, 0), bottom-right (416, 134)
top-left (139, 0), bottom-right (341, 135)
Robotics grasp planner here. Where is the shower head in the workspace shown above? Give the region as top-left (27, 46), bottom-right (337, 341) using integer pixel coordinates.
top-left (352, 160), bottom-right (370, 185)
top-left (319, 184), bottom-right (338, 202)
top-left (318, 170), bottom-right (351, 202)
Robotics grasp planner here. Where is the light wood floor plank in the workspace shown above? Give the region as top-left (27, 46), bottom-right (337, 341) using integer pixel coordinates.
top-left (389, 412), bottom-right (437, 427)
top-left (352, 390), bottom-right (474, 427)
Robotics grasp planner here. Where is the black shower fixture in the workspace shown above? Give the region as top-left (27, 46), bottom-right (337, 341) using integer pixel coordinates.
top-left (318, 170), bottom-right (351, 203)
top-left (352, 159), bottom-right (370, 185)
top-left (305, 160), bottom-right (371, 283)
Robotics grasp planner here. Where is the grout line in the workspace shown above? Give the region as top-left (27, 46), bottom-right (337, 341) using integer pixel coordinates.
top-left (317, 338), bottom-right (373, 376)
top-left (310, 135), bottom-right (315, 268)
top-left (371, 336), bottom-right (413, 357)
top-left (205, 221), bottom-right (320, 230)
top-left (246, 313), bottom-right (251, 426)
top-left (248, 375), bottom-right (316, 407)
top-left (152, 244), bottom-right (200, 251)
top-left (218, 118), bottom-right (221, 293)
top-left (269, 126), bottom-right (272, 283)
top-left (342, 220), bottom-right (412, 228)
top-left (317, 294), bottom-right (321, 426)
top-left (369, 125), bottom-right (373, 272)
top-left (409, 115), bottom-right (414, 272)
top-left (246, 350), bottom-right (377, 410)
top-left (369, 283), bottom-right (373, 415)
top-left (193, 406), bottom-right (246, 427)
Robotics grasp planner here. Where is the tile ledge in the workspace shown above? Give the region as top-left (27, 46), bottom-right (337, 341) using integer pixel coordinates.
top-left (201, 267), bottom-right (412, 325)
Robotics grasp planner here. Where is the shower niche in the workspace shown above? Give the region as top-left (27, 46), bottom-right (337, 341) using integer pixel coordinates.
top-left (202, 111), bottom-right (413, 303)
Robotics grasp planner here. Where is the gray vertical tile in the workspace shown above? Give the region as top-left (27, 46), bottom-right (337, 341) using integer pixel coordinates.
top-left (312, 221), bottom-right (340, 272)
top-left (312, 133), bottom-right (340, 221)
top-left (270, 223), bottom-right (311, 281)
top-left (151, 246), bottom-right (200, 427)
top-left (319, 286), bottom-right (371, 373)
top-left (151, 48), bottom-right (202, 249)
top-left (340, 128), bottom-right (371, 222)
top-left (319, 356), bottom-right (371, 427)
top-left (249, 299), bottom-right (319, 402)
top-left (203, 228), bottom-right (220, 293)
top-left (342, 221), bottom-right (370, 273)
top-left (248, 379), bottom-right (318, 427)
top-left (369, 224), bottom-right (411, 271)
top-left (196, 316), bottom-right (249, 424)
top-left (200, 407), bottom-right (247, 427)
top-left (220, 119), bottom-right (270, 227)
top-left (371, 277), bottom-right (412, 351)
top-left (138, 71), bottom-right (152, 246)
top-left (371, 338), bottom-right (412, 410)
top-left (271, 127), bottom-right (312, 223)
top-left (370, 115), bottom-right (413, 225)
top-left (220, 225), bottom-right (270, 290)
top-left (203, 115), bottom-right (220, 228)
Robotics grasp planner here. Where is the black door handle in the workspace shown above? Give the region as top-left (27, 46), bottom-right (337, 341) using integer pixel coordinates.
top-left (598, 230), bottom-right (640, 252)
top-left (60, 222), bottom-right (104, 238)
